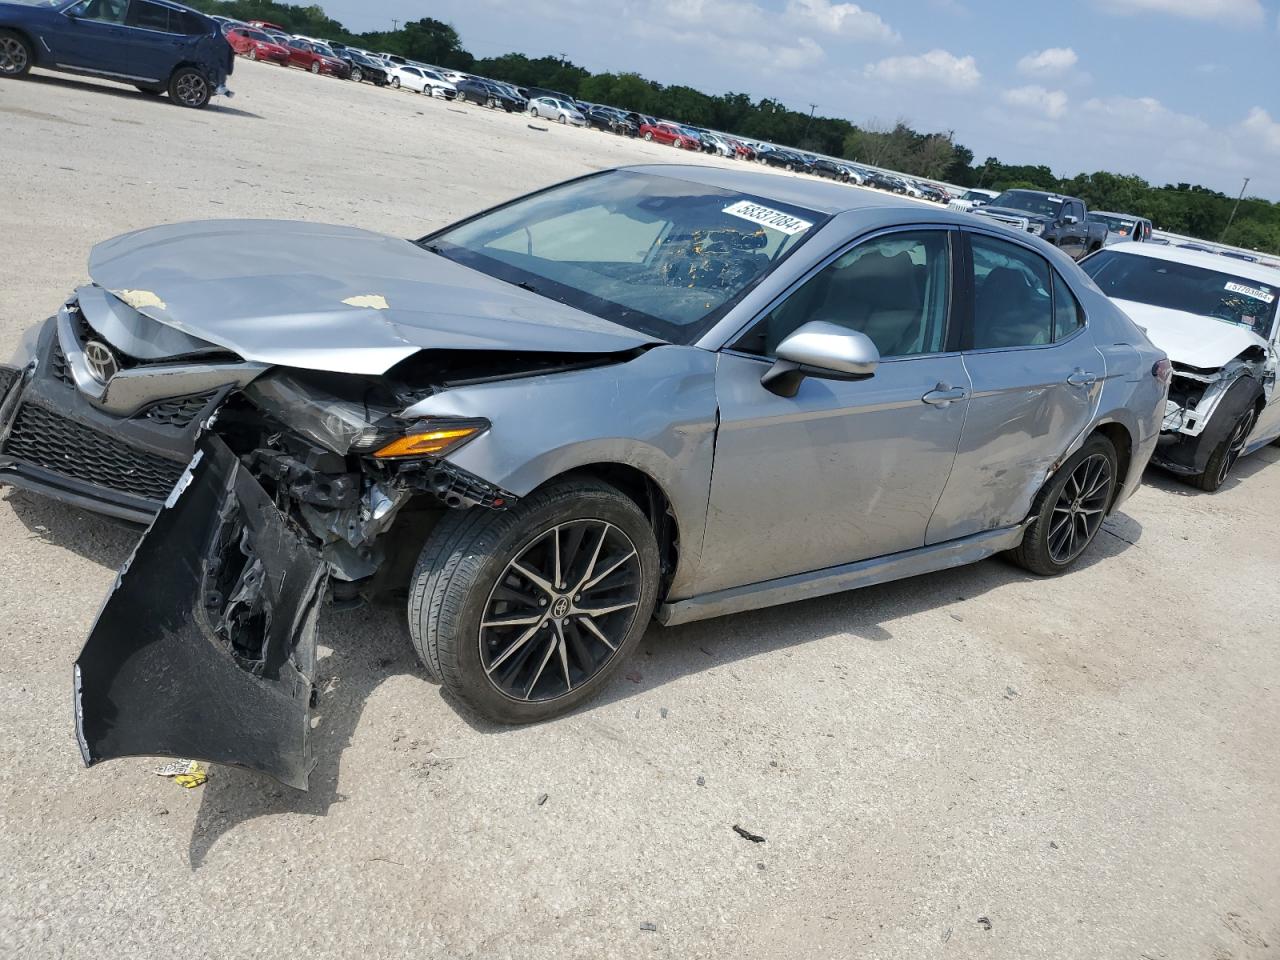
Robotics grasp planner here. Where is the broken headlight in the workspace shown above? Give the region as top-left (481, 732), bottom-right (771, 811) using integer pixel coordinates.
top-left (243, 371), bottom-right (487, 460)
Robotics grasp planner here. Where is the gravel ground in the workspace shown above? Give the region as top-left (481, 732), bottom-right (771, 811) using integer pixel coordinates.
top-left (1, 63), bottom-right (1278, 960)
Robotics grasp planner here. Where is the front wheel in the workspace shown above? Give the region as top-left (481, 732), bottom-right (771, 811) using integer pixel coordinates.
top-left (0, 29), bottom-right (34, 78)
top-left (390, 75), bottom-right (400, 88)
top-left (1008, 434), bottom-right (1118, 576)
top-left (168, 67), bottom-right (211, 109)
top-left (351, 67), bottom-right (362, 82)
top-left (1195, 406), bottom-right (1257, 492)
top-left (643, 131), bottom-right (652, 141)
top-left (528, 106), bottom-right (538, 117)
top-left (558, 113), bottom-right (567, 124)
top-left (310, 61), bottom-right (320, 74)
top-left (246, 47), bottom-right (257, 61)
top-left (408, 478), bottom-right (661, 723)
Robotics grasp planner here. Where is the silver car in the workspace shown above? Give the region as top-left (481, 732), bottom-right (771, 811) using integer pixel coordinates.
top-left (0, 165), bottom-right (1168, 788)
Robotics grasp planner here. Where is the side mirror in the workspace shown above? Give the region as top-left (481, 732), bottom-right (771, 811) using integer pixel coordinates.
top-left (761, 321), bottom-right (880, 398)
top-left (1062, 214), bottom-right (1079, 225)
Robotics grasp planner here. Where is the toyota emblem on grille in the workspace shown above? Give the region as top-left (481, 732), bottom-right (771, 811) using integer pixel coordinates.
top-left (83, 341), bottom-right (119, 384)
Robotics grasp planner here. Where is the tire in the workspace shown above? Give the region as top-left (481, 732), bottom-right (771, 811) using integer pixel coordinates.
top-left (391, 76), bottom-right (400, 88)
top-left (167, 67), bottom-right (211, 109)
top-left (351, 67), bottom-right (362, 82)
top-left (310, 61), bottom-right (320, 74)
top-left (558, 113), bottom-right (567, 124)
top-left (408, 478), bottom-right (661, 724)
top-left (246, 47), bottom-right (257, 61)
top-left (1008, 434), bottom-right (1119, 576)
top-left (0, 29), bottom-right (34, 78)
top-left (528, 106), bottom-right (538, 117)
top-left (643, 131), bottom-right (652, 141)
top-left (1194, 396), bottom-right (1260, 492)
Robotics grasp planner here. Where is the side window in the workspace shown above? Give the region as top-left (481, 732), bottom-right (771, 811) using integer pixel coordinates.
top-left (1068, 201), bottom-right (1085, 223)
top-left (970, 234), bottom-right (1053, 349)
top-left (127, 1), bottom-right (176, 31)
top-left (1052, 271), bottom-right (1085, 341)
top-left (736, 231), bottom-right (951, 359)
top-left (75, 0), bottom-right (128, 23)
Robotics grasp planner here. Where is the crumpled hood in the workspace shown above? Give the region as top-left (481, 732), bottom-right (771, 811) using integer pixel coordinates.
top-left (87, 220), bottom-right (659, 375)
top-left (1113, 299), bottom-right (1268, 369)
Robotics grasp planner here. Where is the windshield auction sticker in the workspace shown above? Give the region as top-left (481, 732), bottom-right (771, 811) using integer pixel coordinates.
top-left (1225, 281), bottom-right (1276, 304)
top-left (722, 201), bottom-right (813, 235)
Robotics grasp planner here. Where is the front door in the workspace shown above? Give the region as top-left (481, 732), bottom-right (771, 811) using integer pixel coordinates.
top-left (928, 232), bottom-right (1103, 543)
top-left (49, 0), bottom-right (136, 74)
top-left (696, 228), bottom-right (970, 595)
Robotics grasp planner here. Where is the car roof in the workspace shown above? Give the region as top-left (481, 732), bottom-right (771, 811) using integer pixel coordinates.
top-left (1091, 210), bottom-right (1149, 221)
top-left (619, 164), bottom-right (941, 216)
top-left (1099, 241), bottom-right (1280, 285)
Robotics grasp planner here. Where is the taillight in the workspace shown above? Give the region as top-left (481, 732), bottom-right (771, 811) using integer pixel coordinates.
top-left (1153, 359), bottom-right (1173, 384)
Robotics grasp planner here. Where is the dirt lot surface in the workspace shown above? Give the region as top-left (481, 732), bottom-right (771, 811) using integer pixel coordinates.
top-left (2, 63), bottom-right (1278, 960)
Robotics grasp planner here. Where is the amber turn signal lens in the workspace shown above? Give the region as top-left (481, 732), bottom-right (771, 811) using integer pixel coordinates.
top-left (373, 427), bottom-right (481, 459)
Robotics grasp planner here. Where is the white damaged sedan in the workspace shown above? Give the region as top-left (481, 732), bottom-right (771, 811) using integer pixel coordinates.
top-left (1082, 243), bottom-right (1280, 490)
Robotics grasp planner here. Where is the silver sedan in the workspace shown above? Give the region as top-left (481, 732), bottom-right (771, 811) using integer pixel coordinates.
top-left (0, 165), bottom-right (1169, 787)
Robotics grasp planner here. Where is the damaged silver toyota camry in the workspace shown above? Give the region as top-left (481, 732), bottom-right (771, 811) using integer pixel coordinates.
top-left (0, 165), bottom-right (1170, 788)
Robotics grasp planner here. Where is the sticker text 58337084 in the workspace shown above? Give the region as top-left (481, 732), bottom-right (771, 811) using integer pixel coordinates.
top-left (722, 201), bottom-right (813, 236)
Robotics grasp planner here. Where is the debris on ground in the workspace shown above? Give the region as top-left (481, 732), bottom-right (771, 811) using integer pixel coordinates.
top-left (527, 124), bottom-right (548, 131)
top-left (941, 927), bottom-right (952, 943)
top-left (977, 916), bottom-right (992, 930)
top-left (639, 921), bottom-right (658, 932)
top-left (625, 671), bottom-right (642, 683)
top-left (950, 613), bottom-right (964, 622)
top-left (1004, 686), bottom-right (1019, 699)
top-left (154, 758), bottom-right (207, 790)
top-left (1049, 840), bottom-right (1059, 849)
top-left (537, 793), bottom-right (549, 806)
top-left (696, 776), bottom-right (705, 787)
top-left (660, 707), bottom-right (668, 719)
top-left (733, 824), bottom-right (766, 843)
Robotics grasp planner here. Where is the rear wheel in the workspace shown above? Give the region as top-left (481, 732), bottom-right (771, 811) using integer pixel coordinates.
top-left (1009, 434), bottom-right (1118, 576)
top-left (0, 29), bottom-right (33, 78)
top-left (391, 75), bottom-right (400, 88)
top-left (310, 61), bottom-right (320, 74)
top-left (408, 478), bottom-right (660, 724)
top-left (168, 67), bottom-right (210, 109)
top-left (351, 66), bottom-right (363, 82)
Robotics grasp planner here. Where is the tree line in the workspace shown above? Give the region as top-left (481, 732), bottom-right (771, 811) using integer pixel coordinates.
top-left (187, 0), bottom-right (1280, 254)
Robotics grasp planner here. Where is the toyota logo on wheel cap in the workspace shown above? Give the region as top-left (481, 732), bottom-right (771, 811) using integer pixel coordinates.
top-left (83, 341), bottom-right (119, 385)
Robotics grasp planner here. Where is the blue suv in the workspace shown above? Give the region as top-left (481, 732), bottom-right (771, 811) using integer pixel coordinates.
top-left (0, 0), bottom-right (232, 108)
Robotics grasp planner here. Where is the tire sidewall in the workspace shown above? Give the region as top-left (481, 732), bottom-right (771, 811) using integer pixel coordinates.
top-left (168, 67), bottom-right (210, 108)
top-left (0, 30), bottom-right (34, 77)
top-left (1197, 381), bottom-right (1262, 490)
top-left (1026, 435), bottom-right (1118, 574)
top-left (420, 485), bottom-right (660, 723)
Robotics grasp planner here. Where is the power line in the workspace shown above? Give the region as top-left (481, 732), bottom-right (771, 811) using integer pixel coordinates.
top-left (1219, 177), bottom-right (1251, 242)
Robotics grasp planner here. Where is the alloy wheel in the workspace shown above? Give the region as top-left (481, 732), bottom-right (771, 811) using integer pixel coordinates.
top-left (247, 47), bottom-right (257, 61)
top-left (479, 520), bottom-right (643, 703)
top-left (352, 67), bottom-right (362, 82)
top-left (174, 72), bottom-right (208, 107)
top-left (1217, 409), bottom-right (1255, 486)
top-left (1046, 453), bottom-right (1113, 565)
top-left (0, 35), bottom-right (28, 74)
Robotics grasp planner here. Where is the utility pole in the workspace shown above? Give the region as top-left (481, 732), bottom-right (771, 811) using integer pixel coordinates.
top-left (1219, 176), bottom-right (1250, 243)
top-left (391, 18), bottom-right (400, 30)
top-left (802, 102), bottom-right (817, 140)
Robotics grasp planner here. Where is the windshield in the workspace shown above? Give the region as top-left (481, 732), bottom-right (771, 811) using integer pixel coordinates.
top-left (1082, 250), bottom-right (1278, 339)
top-left (422, 171), bottom-right (825, 343)
top-left (1091, 214), bottom-right (1137, 235)
top-left (963, 191), bottom-right (992, 202)
top-left (991, 190), bottom-right (1064, 217)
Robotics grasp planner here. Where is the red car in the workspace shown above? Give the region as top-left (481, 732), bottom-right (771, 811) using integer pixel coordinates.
top-left (225, 27), bottom-right (291, 66)
top-left (284, 39), bottom-right (349, 78)
top-left (639, 121), bottom-right (700, 149)
top-left (247, 19), bottom-right (286, 31)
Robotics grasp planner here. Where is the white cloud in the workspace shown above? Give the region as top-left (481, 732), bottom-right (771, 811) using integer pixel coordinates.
top-left (1239, 107), bottom-right (1280, 155)
top-left (863, 49), bottom-right (981, 90)
top-left (1002, 85), bottom-right (1069, 120)
top-left (1080, 95), bottom-right (1210, 137)
top-left (1016, 47), bottom-right (1078, 76)
top-left (1102, 0), bottom-right (1264, 23)
top-left (784, 0), bottom-right (900, 42)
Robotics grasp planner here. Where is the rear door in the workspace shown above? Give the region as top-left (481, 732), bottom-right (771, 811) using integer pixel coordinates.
top-left (928, 231), bottom-right (1103, 544)
top-left (123, 0), bottom-right (186, 81)
top-left (74, 435), bottom-right (327, 790)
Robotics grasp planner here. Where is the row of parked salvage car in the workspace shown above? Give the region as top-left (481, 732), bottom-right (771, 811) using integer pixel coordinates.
top-left (2, 164), bottom-right (1277, 789)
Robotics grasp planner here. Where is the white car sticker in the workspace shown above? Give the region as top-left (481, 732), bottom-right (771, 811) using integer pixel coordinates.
top-left (722, 201), bottom-right (813, 235)
top-left (1225, 281), bottom-right (1276, 304)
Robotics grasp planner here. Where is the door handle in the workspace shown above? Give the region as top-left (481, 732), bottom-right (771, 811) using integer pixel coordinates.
top-left (922, 384), bottom-right (967, 406)
top-left (1066, 370), bottom-right (1097, 387)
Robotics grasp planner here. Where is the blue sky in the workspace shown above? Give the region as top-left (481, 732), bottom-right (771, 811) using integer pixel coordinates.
top-left (320, 0), bottom-right (1280, 198)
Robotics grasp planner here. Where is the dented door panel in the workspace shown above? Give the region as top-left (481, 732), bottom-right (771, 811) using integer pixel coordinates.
top-left (74, 435), bottom-right (326, 790)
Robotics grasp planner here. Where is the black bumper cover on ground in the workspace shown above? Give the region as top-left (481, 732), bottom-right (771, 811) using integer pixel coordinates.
top-left (74, 435), bottom-right (327, 790)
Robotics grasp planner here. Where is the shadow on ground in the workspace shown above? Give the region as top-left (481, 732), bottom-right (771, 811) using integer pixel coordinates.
top-left (17, 72), bottom-right (263, 119)
top-left (5, 484), bottom-right (1143, 865)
